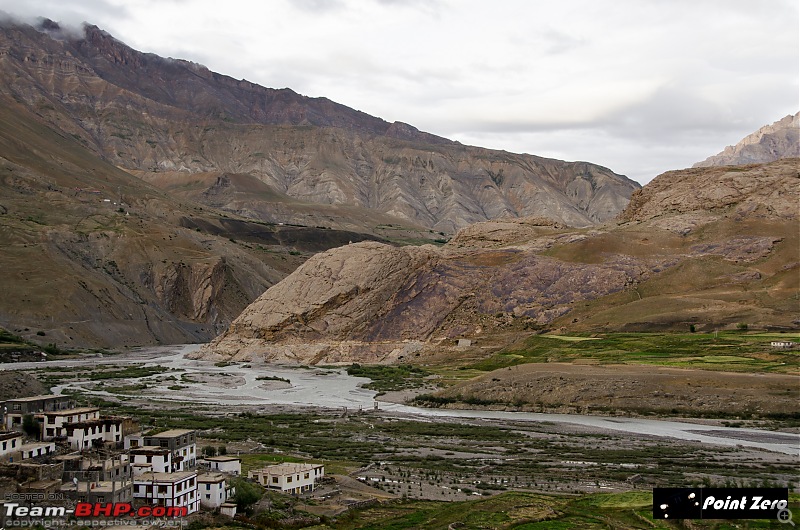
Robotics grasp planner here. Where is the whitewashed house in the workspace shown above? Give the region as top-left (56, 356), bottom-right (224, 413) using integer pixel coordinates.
top-left (249, 463), bottom-right (324, 494)
top-left (0, 431), bottom-right (23, 461)
top-left (130, 446), bottom-right (173, 475)
top-left (41, 407), bottom-right (99, 440)
top-left (132, 471), bottom-right (199, 514)
top-left (197, 455), bottom-right (241, 475)
top-left (197, 473), bottom-right (235, 509)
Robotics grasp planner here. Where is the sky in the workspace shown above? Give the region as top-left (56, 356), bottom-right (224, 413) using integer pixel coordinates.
top-left (0, 0), bottom-right (797, 184)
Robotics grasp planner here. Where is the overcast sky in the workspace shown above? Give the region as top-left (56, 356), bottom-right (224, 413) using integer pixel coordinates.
top-left (1, 0), bottom-right (797, 184)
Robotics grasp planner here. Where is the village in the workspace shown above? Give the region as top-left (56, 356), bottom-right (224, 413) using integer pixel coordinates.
top-left (0, 394), bottom-right (330, 525)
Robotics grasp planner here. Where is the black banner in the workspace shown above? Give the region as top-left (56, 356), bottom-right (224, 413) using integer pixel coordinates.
top-left (653, 487), bottom-right (790, 520)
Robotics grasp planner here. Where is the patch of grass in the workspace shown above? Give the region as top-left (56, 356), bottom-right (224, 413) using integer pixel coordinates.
top-left (85, 365), bottom-right (172, 380)
top-left (255, 375), bottom-right (290, 384)
top-left (472, 331), bottom-right (798, 374)
top-left (346, 364), bottom-right (431, 392)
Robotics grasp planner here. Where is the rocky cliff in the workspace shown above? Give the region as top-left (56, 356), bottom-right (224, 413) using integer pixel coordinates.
top-left (694, 112), bottom-right (799, 167)
top-left (198, 159), bottom-right (799, 363)
top-left (0, 98), bottom-right (379, 348)
top-left (0, 19), bottom-right (639, 232)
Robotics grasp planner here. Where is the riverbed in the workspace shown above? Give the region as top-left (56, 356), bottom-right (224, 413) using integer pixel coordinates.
top-left (4, 344), bottom-right (798, 456)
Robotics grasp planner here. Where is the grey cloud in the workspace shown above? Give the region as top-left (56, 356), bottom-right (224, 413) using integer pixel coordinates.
top-left (0, 0), bottom-right (129, 27)
top-left (541, 29), bottom-right (587, 55)
top-left (290, 0), bottom-right (346, 13)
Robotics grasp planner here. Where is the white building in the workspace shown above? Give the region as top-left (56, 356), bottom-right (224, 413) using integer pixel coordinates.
top-left (197, 455), bottom-right (241, 475)
top-left (19, 441), bottom-right (56, 460)
top-left (133, 429), bottom-right (196, 472)
top-left (133, 471), bottom-right (199, 514)
top-left (2, 395), bottom-right (74, 431)
top-left (130, 446), bottom-right (173, 475)
top-left (771, 341), bottom-right (795, 348)
top-left (0, 432), bottom-right (23, 461)
top-left (249, 463), bottom-right (324, 494)
top-left (41, 407), bottom-right (100, 440)
top-left (64, 417), bottom-right (125, 450)
top-left (197, 473), bottom-right (235, 509)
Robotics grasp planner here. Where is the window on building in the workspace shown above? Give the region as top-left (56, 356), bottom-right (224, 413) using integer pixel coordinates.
top-left (12, 404), bottom-right (21, 411)
top-left (287, 476), bottom-right (292, 483)
top-left (158, 485), bottom-right (167, 494)
top-left (272, 477), bottom-right (278, 484)
top-left (205, 494), bottom-right (210, 500)
top-left (205, 484), bottom-right (210, 490)
top-left (304, 473), bottom-right (309, 479)
top-left (2, 441), bottom-right (6, 450)
top-left (146, 456), bottom-right (152, 463)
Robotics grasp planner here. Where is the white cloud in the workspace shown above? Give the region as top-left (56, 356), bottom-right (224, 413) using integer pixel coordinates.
top-left (0, 0), bottom-right (796, 183)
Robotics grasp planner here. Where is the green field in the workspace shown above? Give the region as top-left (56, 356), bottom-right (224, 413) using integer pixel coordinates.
top-left (467, 331), bottom-right (799, 374)
top-left (328, 491), bottom-right (800, 529)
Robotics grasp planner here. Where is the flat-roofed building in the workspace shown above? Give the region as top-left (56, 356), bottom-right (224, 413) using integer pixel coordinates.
top-left (2, 395), bottom-right (74, 431)
top-left (64, 416), bottom-right (126, 451)
top-left (19, 442), bottom-right (56, 460)
top-left (0, 431), bottom-right (23, 461)
top-left (197, 472), bottom-right (235, 509)
top-left (60, 478), bottom-right (133, 504)
top-left (197, 455), bottom-right (241, 475)
top-left (41, 407), bottom-right (100, 441)
top-left (133, 471), bottom-right (199, 514)
top-left (56, 453), bottom-right (130, 483)
top-left (130, 446), bottom-right (172, 475)
top-left (138, 429), bottom-right (196, 471)
top-left (249, 463), bottom-right (324, 494)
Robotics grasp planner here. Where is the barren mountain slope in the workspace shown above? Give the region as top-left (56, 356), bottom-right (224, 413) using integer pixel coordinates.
top-left (0, 99), bottom-right (380, 348)
top-left (199, 159), bottom-right (798, 364)
top-left (0, 20), bottom-right (638, 231)
top-left (694, 112), bottom-right (799, 167)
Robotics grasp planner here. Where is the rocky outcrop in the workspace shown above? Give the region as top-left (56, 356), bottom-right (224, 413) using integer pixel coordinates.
top-left (200, 159), bottom-right (799, 363)
top-left (694, 112), bottom-right (799, 167)
top-left (0, 20), bottom-right (639, 232)
top-left (198, 241), bottom-right (672, 362)
top-left (620, 159), bottom-right (799, 224)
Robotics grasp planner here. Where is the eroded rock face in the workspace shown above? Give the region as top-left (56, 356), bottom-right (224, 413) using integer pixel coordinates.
top-left (694, 112), bottom-right (799, 167)
top-left (0, 20), bottom-right (639, 232)
top-left (197, 242), bottom-right (670, 362)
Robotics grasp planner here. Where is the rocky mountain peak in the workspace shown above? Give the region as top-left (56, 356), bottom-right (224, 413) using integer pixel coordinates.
top-left (694, 112), bottom-right (799, 167)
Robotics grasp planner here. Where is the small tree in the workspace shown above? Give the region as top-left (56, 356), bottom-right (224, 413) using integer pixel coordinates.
top-left (217, 445), bottom-right (227, 455)
top-left (232, 477), bottom-right (263, 512)
top-left (736, 323), bottom-right (748, 331)
top-left (201, 445), bottom-right (217, 457)
top-left (22, 414), bottom-right (40, 438)
top-left (689, 324), bottom-right (696, 333)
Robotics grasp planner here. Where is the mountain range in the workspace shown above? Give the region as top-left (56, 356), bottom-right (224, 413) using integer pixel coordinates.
top-left (0, 19), bottom-right (638, 233)
top-left (0, 18), bottom-right (638, 348)
top-left (0, 17), bottom-right (796, 355)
